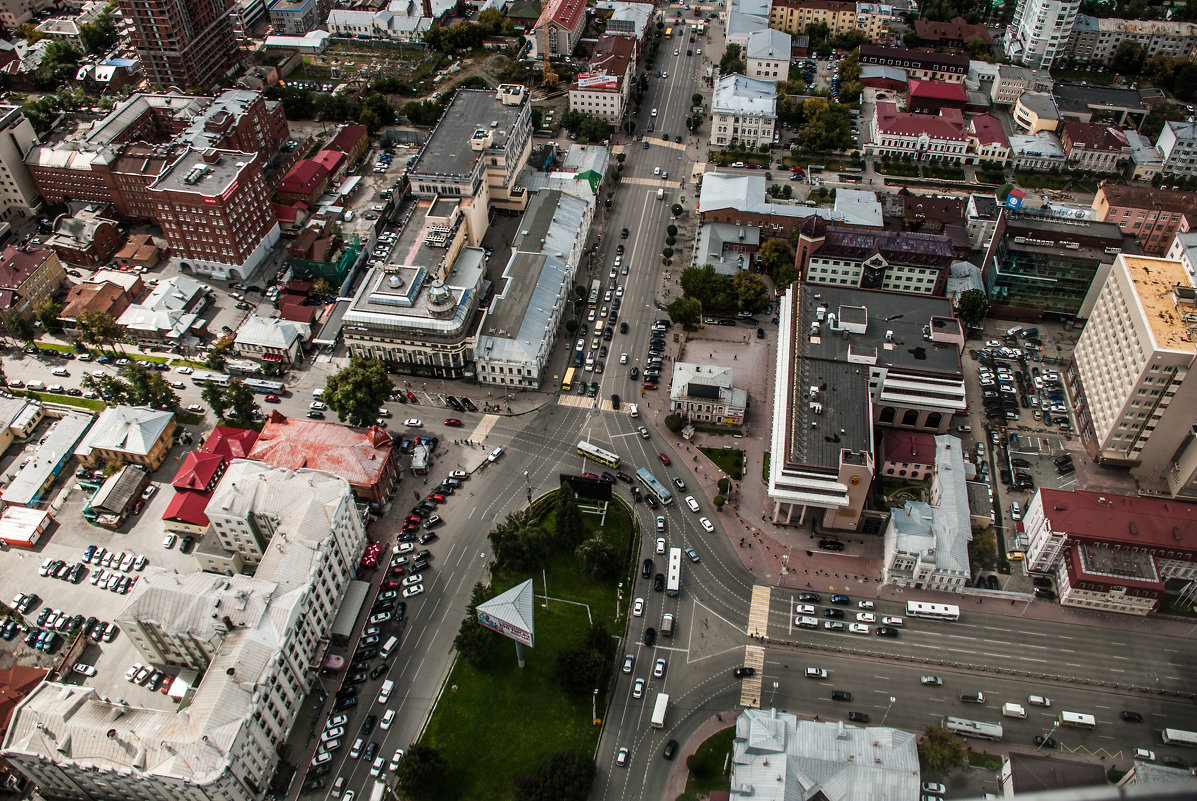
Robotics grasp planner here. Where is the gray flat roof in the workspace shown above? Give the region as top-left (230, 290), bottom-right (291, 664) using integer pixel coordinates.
top-left (1053, 82), bottom-right (1146, 114)
top-left (409, 89), bottom-right (523, 180)
top-left (785, 358), bottom-right (870, 469)
top-left (152, 149), bottom-right (245, 196)
top-left (2, 414), bottom-right (95, 507)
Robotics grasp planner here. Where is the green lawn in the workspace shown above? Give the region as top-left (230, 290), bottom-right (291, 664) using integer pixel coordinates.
top-left (682, 725), bottom-right (735, 798)
top-left (19, 391), bottom-right (105, 412)
top-left (699, 446), bottom-right (744, 480)
top-left (967, 752), bottom-right (1003, 771)
top-left (421, 495), bottom-right (637, 801)
top-left (1158, 594), bottom-right (1197, 618)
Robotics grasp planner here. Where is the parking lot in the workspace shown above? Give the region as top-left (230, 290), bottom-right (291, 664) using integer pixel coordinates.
top-left (0, 418), bottom-right (208, 710)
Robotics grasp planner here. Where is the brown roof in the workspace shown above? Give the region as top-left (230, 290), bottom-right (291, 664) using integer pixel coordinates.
top-left (248, 412), bottom-right (395, 493)
top-left (60, 281), bottom-right (130, 322)
top-left (1060, 121), bottom-right (1131, 154)
top-left (0, 665), bottom-right (47, 733)
top-left (0, 247), bottom-right (53, 289)
top-left (1097, 184), bottom-right (1197, 213)
top-left (771, 0), bottom-right (855, 11)
top-left (914, 16), bottom-right (991, 44)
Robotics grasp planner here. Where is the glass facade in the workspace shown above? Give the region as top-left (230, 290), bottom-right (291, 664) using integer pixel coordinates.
top-left (986, 239), bottom-right (1106, 318)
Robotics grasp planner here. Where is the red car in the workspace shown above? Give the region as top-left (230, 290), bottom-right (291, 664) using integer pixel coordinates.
top-left (444, 418), bottom-right (463, 427)
top-left (429, 493), bottom-right (447, 504)
top-left (406, 391), bottom-right (417, 403)
top-left (264, 394), bottom-right (280, 403)
top-left (642, 381), bottom-right (658, 390)
top-left (383, 579), bottom-right (400, 590)
top-left (581, 472), bottom-right (599, 479)
top-left (658, 453), bottom-right (671, 466)
top-left (389, 565), bottom-right (406, 577)
top-left (402, 519), bottom-right (419, 532)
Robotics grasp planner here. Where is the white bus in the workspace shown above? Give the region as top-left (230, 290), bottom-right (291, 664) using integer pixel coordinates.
top-left (905, 601), bottom-right (961, 622)
top-left (945, 717), bottom-right (1003, 741)
top-left (1162, 728), bottom-right (1197, 747)
top-left (190, 370), bottom-right (231, 387)
top-left (651, 692), bottom-right (669, 728)
top-left (1058, 711), bottom-right (1096, 729)
top-left (577, 440), bottom-right (620, 468)
top-left (666, 547), bottom-right (682, 597)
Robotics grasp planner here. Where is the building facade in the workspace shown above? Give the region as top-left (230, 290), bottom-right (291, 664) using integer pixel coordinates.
top-left (1066, 254), bottom-right (1197, 499)
top-left (1155, 120), bottom-right (1197, 178)
top-left (768, 0), bottom-right (858, 37)
top-left (1064, 15), bottom-right (1197, 67)
top-left (668, 363), bottom-right (748, 425)
top-left (745, 29), bottom-right (791, 83)
top-left (1091, 184), bottom-right (1197, 257)
top-left (527, 0), bottom-right (587, 57)
top-left (858, 45), bottom-right (969, 82)
top-left (1059, 121), bottom-right (1131, 173)
top-left (710, 74), bottom-right (777, 149)
top-left (0, 246), bottom-right (65, 323)
top-left (869, 102), bottom-right (968, 162)
top-left (1004, 0), bottom-right (1080, 68)
top-left (268, 0), bottom-right (331, 34)
top-left (568, 34), bottom-right (637, 123)
top-left (0, 106), bottom-right (41, 225)
top-left (796, 220), bottom-right (956, 295)
top-left (118, 0), bottom-right (239, 89)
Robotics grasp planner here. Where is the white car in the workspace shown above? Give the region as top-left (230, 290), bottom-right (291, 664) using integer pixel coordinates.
top-left (394, 542), bottom-right (415, 555)
top-left (322, 726), bottom-right (344, 742)
top-left (848, 623), bottom-right (870, 634)
top-left (857, 600), bottom-right (874, 609)
top-left (1134, 748), bottom-right (1156, 761)
top-left (632, 677), bottom-right (645, 698)
top-left (805, 667), bottom-right (828, 679)
top-left (699, 517), bottom-right (714, 533)
top-left (309, 401), bottom-right (326, 410)
top-left (326, 714), bottom-right (348, 729)
top-left (389, 748), bottom-right (404, 772)
top-left (633, 597), bottom-right (645, 616)
top-left (619, 352), bottom-right (628, 364)
top-left (655, 537), bottom-right (666, 554)
top-left (177, 366), bottom-right (193, 375)
top-left (653, 166), bottom-right (661, 175)
top-left (448, 470), bottom-right (468, 479)
top-left (402, 584), bottom-right (424, 598)
top-left (653, 657), bottom-right (666, 678)
top-left (856, 612), bottom-right (876, 623)
top-left (404, 418), bottom-right (423, 427)
top-left (921, 782), bottom-right (946, 795)
top-left (401, 573), bottom-right (423, 587)
top-left (651, 108), bottom-right (658, 116)
top-left (311, 751), bottom-right (332, 767)
top-left (380, 709), bottom-right (396, 730)
top-left (187, 404), bottom-right (204, 412)
top-left (616, 747), bottom-right (629, 766)
top-left (622, 654), bottom-right (634, 673)
top-left (795, 604), bottom-right (815, 615)
top-left (370, 757), bottom-right (385, 777)
top-left (73, 662), bottom-right (97, 676)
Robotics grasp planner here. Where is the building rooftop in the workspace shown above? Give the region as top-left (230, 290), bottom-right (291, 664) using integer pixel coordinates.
top-left (248, 412), bottom-right (394, 492)
top-left (882, 429), bottom-right (936, 464)
top-left (1097, 184), bottom-right (1197, 214)
top-left (1004, 752), bottom-right (1109, 795)
top-left (151, 148), bottom-right (250, 197)
top-left (746, 28), bottom-right (791, 60)
top-left (669, 363), bottom-right (748, 409)
top-left (696, 223), bottom-right (760, 274)
top-left (907, 78), bottom-right (967, 103)
top-left (782, 348), bottom-right (871, 470)
top-left (74, 406), bottom-right (174, 460)
top-left (2, 414), bottom-right (93, 507)
top-left (235, 314), bottom-right (310, 351)
top-left (859, 44), bottom-right (970, 71)
top-left (875, 102), bottom-right (965, 140)
top-left (408, 87), bottom-right (526, 180)
top-left (0, 247), bottom-right (53, 288)
top-left (969, 113), bottom-right (1009, 146)
top-left (1017, 92), bottom-right (1059, 120)
top-left (1038, 487), bottom-right (1197, 547)
top-left (818, 225), bottom-right (956, 267)
top-left (1053, 82), bottom-right (1146, 115)
top-left (1061, 121), bottom-right (1131, 153)
top-left (889, 434), bottom-right (972, 576)
top-left (713, 74), bottom-right (777, 117)
top-left (1009, 132), bottom-right (1065, 159)
top-left (477, 251), bottom-right (570, 367)
top-left (1119, 255), bottom-right (1197, 352)
top-left (914, 15), bottom-right (990, 44)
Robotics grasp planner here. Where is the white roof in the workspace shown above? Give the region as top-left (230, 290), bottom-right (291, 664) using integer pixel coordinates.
top-left (699, 174), bottom-right (883, 228)
top-left (889, 435), bottom-right (972, 576)
top-left (712, 74), bottom-right (777, 118)
top-left (1009, 132), bottom-right (1065, 158)
top-left (833, 189), bottom-right (884, 228)
top-left (73, 406), bottom-right (173, 460)
top-left (235, 314), bottom-right (309, 350)
top-left (669, 362), bottom-right (748, 409)
top-left (3, 414), bottom-right (94, 507)
top-left (116, 275), bottom-right (208, 339)
top-left (746, 29), bottom-right (791, 60)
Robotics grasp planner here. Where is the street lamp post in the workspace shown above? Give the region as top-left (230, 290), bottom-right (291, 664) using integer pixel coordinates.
top-left (881, 696), bottom-right (896, 725)
top-left (524, 470), bottom-right (532, 504)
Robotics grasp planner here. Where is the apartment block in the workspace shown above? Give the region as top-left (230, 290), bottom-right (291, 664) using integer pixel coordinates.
top-left (569, 34), bottom-right (638, 123)
top-left (0, 246), bottom-right (65, 323)
top-left (527, 0), bottom-right (586, 57)
top-left (768, 0), bottom-right (858, 37)
top-left (858, 45), bottom-right (969, 82)
top-left (1091, 184), bottom-right (1197, 257)
top-left (1065, 15), bottom-right (1197, 66)
top-left (745, 29), bottom-right (791, 83)
top-left (2, 462), bottom-right (366, 801)
top-left (268, 0), bottom-right (331, 35)
top-left (118, 0), bottom-right (238, 89)
top-left (1156, 120), bottom-right (1197, 179)
top-left (989, 63), bottom-right (1053, 106)
top-left (0, 106), bottom-right (41, 224)
top-left (1066, 254), bottom-right (1197, 499)
top-left (1058, 121), bottom-right (1131, 174)
top-left (796, 216), bottom-right (955, 295)
top-left (1004, 0), bottom-right (1080, 69)
top-left (710, 74), bottom-right (777, 149)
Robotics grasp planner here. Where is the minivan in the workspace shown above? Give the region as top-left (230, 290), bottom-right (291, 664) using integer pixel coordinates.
top-left (661, 612), bottom-right (675, 636)
top-left (488, 446), bottom-right (504, 462)
top-left (961, 692), bottom-right (985, 704)
top-left (379, 635), bottom-right (398, 660)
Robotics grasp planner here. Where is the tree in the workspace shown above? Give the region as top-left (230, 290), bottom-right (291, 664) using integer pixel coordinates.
top-left (918, 724), bottom-right (965, 776)
top-left (554, 641), bottom-right (607, 698)
top-left (1141, 102), bottom-right (1188, 140)
top-left (968, 525), bottom-right (998, 571)
top-left (1112, 39), bottom-right (1146, 75)
top-left (489, 508), bottom-right (548, 572)
top-left (453, 582), bottom-right (500, 668)
top-left (719, 43), bottom-right (745, 74)
top-left (205, 336), bottom-right (233, 369)
top-left (713, 494), bottom-right (725, 509)
top-left (773, 259), bottom-right (799, 290)
top-left (324, 356), bottom-right (394, 427)
top-left (554, 483), bottom-right (584, 548)
top-left (756, 238), bottom-right (794, 277)
top-left (903, 29), bottom-right (921, 47)
top-left (77, 310), bottom-right (124, 353)
top-left (117, 363), bottom-right (179, 409)
top-left (202, 383), bottom-right (230, 419)
top-left (78, 9), bottom-right (117, 54)
top-left (664, 413), bottom-right (683, 432)
top-left (34, 298), bottom-right (62, 333)
top-left (680, 264), bottom-right (736, 309)
top-left (395, 743), bottom-right (448, 801)
top-left (732, 271), bottom-right (770, 313)
top-left (514, 750), bottom-right (597, 801)
top-left (576, 536), bottom-right (619, 579)
top-left (4, 310), bottom-right (32, 343)
top-left (955, 288), bottom-right (988, 330)
top-left (36, 42), bottom-right (81, 90)
top-left (223, 380), bottom-right (258, 421)
top-left (667, 295), bottom-right (702, 326)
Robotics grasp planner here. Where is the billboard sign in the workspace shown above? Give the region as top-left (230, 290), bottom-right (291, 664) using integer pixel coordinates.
top-left (476, 579), bottom-right (535, 647)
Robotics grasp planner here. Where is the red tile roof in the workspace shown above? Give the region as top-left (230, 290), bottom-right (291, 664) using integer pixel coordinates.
top-left (538, 0), bottom-right (585, 31)
top-left (0, 665), bottom-right (47, 732)
top-left (876, 102), bottom-right (966, 141)
top-left (1038, 489), bottom-right (1197, 550)
top-left (969, 113), bottom-right (1009, 147)
top-left (327, 124), bottom-right (367, 155)
top-left (913, 16), bottom-right (991, 45)
top-left (278, 160), bottom-right (329, 195)
top-left (171, 451), bottom-right (224, 490)
top-left (907, 78), bottom-right (966, 103)
top-left (204, 426), bottom-right (259, 461)
top-left (248, 412), bottom-right (395, 493)
top-left (881, 430), bottom-right (936, 464)
top-left (313, 149), bottom-right (347, 175)
top-left (280, 301), bottom-right (316, 323)
top-left (162, 489), bottom-right (212, 527)
top-left (0, 247), bottom-right (54, 289)
top-left (1060, 120), bottom-right (1131, 153)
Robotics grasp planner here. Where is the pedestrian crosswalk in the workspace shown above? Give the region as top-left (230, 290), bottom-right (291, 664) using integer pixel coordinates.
top-left (739, 645), bottom-right (765, 709)
top-left (746, 585), bottom-right (771, 638)
top-left (556, 395), bottom-right (641, 413)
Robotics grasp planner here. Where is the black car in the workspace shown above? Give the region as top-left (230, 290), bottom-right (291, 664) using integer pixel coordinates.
top-left (875, 626), bottom-right (899, 637)
top-left (654, 573), bottom-right (665, 592)
top-left (831, 690), bottom-right (853, 702)
top-left (1120, 710), bottom-right (1144, 722)
top-left (356, 648), bottom-right (378, 661)
top-left (345, 671), bottom-right (368, 685)
top-left (819, 540), bottom-right (844, 552)
top-left (663, 739), bottom-right (679, 759)
top-left (369, 663), bottom-right (389, 680)
top-left (644, 627), bottom-right (657, 646)
top-left (418, 532), bottom-right (438, 544)
top-left (797, 592), bottom-right (821, 602)
top-left (620, 322), bottom-right (628, 333)
top-left (333, 696), bottom-right (358, 712)
top-left (848, 711), bottom-right (870, 723)
top-left (600, 472), bottom-right (616, 484)
top-left (616, 244), bottom-right (624, 255)
top-left (307, 410), bottom-right (325, 419)
top-left (621, 228), bottom-right (629, 239)
top-left (1034, 588), bottom-right (1057, 600)
top-left (823, 608), bottom-right (844, 618)
top-left (335, 687), bottom-right (358, 699)
top-left (364, 741), bottom-right (379, 761)
top-left (395, 601), bottom-right (407, 621)
top-left (629, 366), bottom-right (639, 379)
top-left (1012, 458), bottom-right (1032, 467)
top-left (361, 714), bottom-right (378, 734)
top-left (642, 558), bottom-right (654, 578)
top-left (733, 667), bottom-right (756, 678)
top-left (302, 779), bottom-right (325, 793)
top-left (1035, 735), bottom-right (1057, 748)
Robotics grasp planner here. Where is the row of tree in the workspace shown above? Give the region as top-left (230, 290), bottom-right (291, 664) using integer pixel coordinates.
top-left (666, 265), bottom-right (773, 325)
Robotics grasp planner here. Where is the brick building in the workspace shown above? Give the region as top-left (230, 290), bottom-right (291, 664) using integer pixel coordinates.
top-left (1091, 184), bottom-right (1197, 257)
top-left (118, 0), bottom-right (238, 89)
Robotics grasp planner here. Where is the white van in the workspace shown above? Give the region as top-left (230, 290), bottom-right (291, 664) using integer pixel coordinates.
top-left (379, 635), bottom-right (399, 659)
top-left (312, 388), bottom-right (325, 400)
top-left (27, 380), bottom-right (45, 391)
top-left (1002, 702), bottom-right (1026, 719)
top-left (661, 613), bottom-right (675, 637)
top-left (628, 403), bottom-right (639, 418)
top-left (684, 495), bottom-right (700, 513)
top-left (488, 446), bottom-right (504, 462)
top-left (377, 680), bottom-right (394, 704)
top-left (1028, 695), bottom-right (1052, 707)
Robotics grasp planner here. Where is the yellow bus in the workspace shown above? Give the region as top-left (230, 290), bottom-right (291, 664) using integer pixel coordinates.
top-left (665, 27), bottom-right (673, 38)
top-left (562, 367), bottom-right (576, 393)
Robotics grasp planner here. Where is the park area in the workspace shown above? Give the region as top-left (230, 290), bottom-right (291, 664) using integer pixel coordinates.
top-left (419, 488), bottom-right (639, 801)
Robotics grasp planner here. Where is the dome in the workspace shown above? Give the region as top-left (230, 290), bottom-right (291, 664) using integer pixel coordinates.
top-left (426, 279), bottom-right (455, 318)
top-left (799, 214), bottom-right (826, 240)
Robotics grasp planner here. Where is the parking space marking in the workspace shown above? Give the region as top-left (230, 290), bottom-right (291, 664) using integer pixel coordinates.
top-left (747, 585), bottom-right (771, 638)
top-left (739, 645), bottom-right (765, 708)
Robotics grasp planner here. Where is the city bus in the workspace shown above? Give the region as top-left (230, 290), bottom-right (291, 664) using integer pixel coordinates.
top-left (839, 168), bottom-right (864, 184)
top-left (190, 371), bottom-right (231, 387)
top-left (577, 440), bottom-right (620, 468)
top-left (635, 467), bottom-right (673, 505)
top-left (945, 717), bottom-right (1003, 741)
top-left (666, 547), bottom-right (682, 596)
top-left (905, 601), bottom-right (960, 622)
top-left (562, 367), bottom-right (576, 393)
top-left (243, 378), bottom-right (286, 395)
top-left (696, 22), bottom-right (705, 34)
top-left (1162, 728), bottom-right (1197, 747)
top-left (1058, 711), bottom-right (1096, 729)
top-left (587, 279), bottom-right (601, 309)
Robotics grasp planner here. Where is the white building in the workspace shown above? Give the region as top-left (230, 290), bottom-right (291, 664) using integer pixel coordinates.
top-left (0, 106), bottom-right (41, 225)
top-left (1, 461), bottom-right (366, 801)
top-left (729, 709), bottom-right (921, 801)
top-left (325, 7), bottom-right (430, 40)
top-left (1067, 254), bottom-right (1197, 500)
top-left (116, 274), bottom-right (211, 345)
top-left (883, 435), bottom-right (973, 592)
top-left (568, 34), bottom-right (637, 124)
top-left (1004, 0), bottom-right (1080, 69)
top-left (745, 29), bottom-right (791, 83)
top-left (668, 363), bottom-right (748, 425)
top-left (710, 74), bottom-right (777, 149)
top-left (1156, 120), bottom-right (1197, 179)
top-left (869, 103), bottom-right (968, 162)
top-left (234, 314), bottom-right (309, 364)
top-left (966, 194), bottom-right (1001, 251)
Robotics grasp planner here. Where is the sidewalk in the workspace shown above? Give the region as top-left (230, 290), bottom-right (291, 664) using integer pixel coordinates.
top-left (663, 712), bottom-right (736, 801)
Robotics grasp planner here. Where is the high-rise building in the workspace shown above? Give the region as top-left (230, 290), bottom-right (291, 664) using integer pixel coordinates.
top-left (1066, 254), bottom-right (1197, 499)
top-left (119, 0), bottom-right (238, 89)
top-left (1004, 0), bottom-right (1079, 69)
top-left (0, 107), bottom-right (41, 224)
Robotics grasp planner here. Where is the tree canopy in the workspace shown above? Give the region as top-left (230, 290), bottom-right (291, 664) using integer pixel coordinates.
top-left (323, 357), bottom-right (394, 427)
top-left (395, 744), bottom-right (449, 801)
top-left (955, 288), bottom-right (988, 330)
top-left (82, 363), bottom-right (179, 409)
top-left (918, 724), bottom-right (965, 776)
top-left (513, 750), bottom-right (597, 801)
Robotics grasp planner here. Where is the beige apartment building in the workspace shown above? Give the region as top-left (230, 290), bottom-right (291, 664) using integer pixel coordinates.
top-left (1066, 254), bottom-right (1197, 500)
top-left (769, 0), bottom-right (858, 37)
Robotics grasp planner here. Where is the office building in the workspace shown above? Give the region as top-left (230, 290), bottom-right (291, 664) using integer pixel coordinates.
top-left (1004, 0), bottom-right (1080, 69)
top-left (1065, 15), bottom-right (1197, 67)
top-left (118, 0), bottom-right (238, 89)
top-left (1023, 488), bottom-right (1197, 614)
top-left (3, 462), bottom-right (365, 801)
top-left (1059, 121), bottom-right (1132, 174)
top-left (710, 75), bottom-right (777, 150)
top-left (745, 29), bottom-right (791, 83)
top-left (568, 34), bottom-right (638, 124)
top-left (669, 363), bottom-right (748, 426)
top-left (0, 246), bottom-right (65, 323)
top-left (981, 208), bottom-right (1129, 319)
top-left (1066, 254), bottom-right (1197, 498)
top-left (768, 0), bottom-right (859, 37)
top-left (858, 45), bottom-right (969, 82)
top-left (0, 106), bottom-right (41, 225)
top-left (795, 218), bottom-right (956, 296)
top-left (1091, 184), bottom-right (1197, 257)
top-left (1052, 83), bottom-right (1147, 128)
top-left (990, 63), bottom-right (1053, 106)
top-left (869, 102), bottom-right (968, 162)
